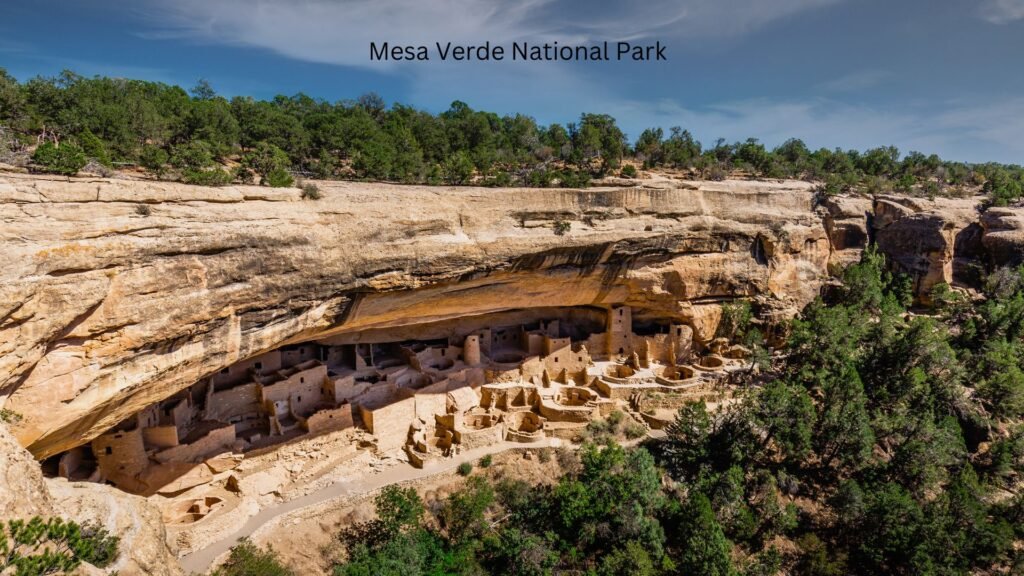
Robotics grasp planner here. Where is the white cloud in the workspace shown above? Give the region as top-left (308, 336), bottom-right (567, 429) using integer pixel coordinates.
top-left (136, 0), bottom-right (840, 70)
top-left (980, 0), bottom-right (1024, 23)
top-left (126, 0), bottom-right (1024, 164)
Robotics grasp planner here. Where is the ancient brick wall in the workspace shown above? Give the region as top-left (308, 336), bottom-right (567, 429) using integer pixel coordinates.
top-left (304, 404), bottom-right (354, 434)
top-left (154, 425), bottom-right (235, 464)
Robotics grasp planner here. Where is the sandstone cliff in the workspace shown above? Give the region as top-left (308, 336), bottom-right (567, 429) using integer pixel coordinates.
top-left (0, 173), bottom-right (1020, 460)
top-left (0, 422), bottom-right (182, 575)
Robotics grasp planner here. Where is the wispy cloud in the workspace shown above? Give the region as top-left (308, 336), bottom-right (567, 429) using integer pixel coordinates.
top-left (0, 38), bottom-right (31, 54)
top-left (400, 56), bottom-right (1024, 164)
top-left (134, 0), bottom-right (840, 70)
top-left (121, 0), bottom-right (1024, 163)
top-left (585, 95), bottom-right (1024, 165)
top-left (979, 0), bottom-right (1024, 23)
top-left (817, 69), bottom-right (891, 93)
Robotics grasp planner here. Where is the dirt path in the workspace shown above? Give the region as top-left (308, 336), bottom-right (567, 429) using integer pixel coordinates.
top-left (178, 439), bottom-right (560, 574)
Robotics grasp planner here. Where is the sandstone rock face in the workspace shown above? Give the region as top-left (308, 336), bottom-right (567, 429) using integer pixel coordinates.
top-left (0, 422), bottom-right (53, 518)
top-left (871, 195), bottom-right (984, 303)
top-left (0, 175), bottom-right (831, 457)
top-left (981, 207), bottom-right (1024, 267)
top-left (821, 196), bottom-right (873, 266)
top-left (0, 423), bottom-right (182, 575)
top-left (8, 173), bottom-right (1024, 575)
top-left (0, 173), bottom-right (1015, 460)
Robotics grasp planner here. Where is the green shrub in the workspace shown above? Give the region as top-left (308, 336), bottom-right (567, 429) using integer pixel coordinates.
top-left (314, 150), bottom-right (336, 179)
top-left (232, 165), bottom-right (254, 185)
top-left (537, 447), bottom-right (552, 463)
top-left (607, 410), bottom-right (625, 428)
top-left (138, 145), bottom-right (168, 176)
top-left (266, 168), bottom-right (294, 188)
top-left (486, 170), bottom-right (514, 187)
top-left (0, 516), bottom-right (119, 575)
top-left (170, 140), bottom-right (215, 171)
top-left (553, 219), bottom-right (571, 236)
top-left (707, 164), bottom-right (728, 181)
top-left (457, 462), bottom-right (473, 476)
top-left (624, 421), bottom-right (647, 439)
top-left (620, 164), bottom-right (638, 178)
top-left (479, 454), bottom-right (493, 468)
top-left (0, 408), bottom-right (21, 423)
top-left (210, 538), bottom-right (293, 576)
top-left (528, 168), bottom-right (554, 187)
top-left (301, 182), bottom-right (321, 200)
top-left (244, 142), bottom-right (292, 186)
top-left (181, 168), bottom-right (232, 187)
top-left (588, 419), bottom-right (607, 434)
top-left (557, 169), bottom-right (590, 188)
top-left (31, 142), bottom-right (87, 176)
top-left (78, 129), bottom-right (110, 166)
top-left (795, 533), bottom-right (847, 576)
top-left (718, 300), bottom-right (753, 341)
top-left (442, 151), bottom-right (474, 185)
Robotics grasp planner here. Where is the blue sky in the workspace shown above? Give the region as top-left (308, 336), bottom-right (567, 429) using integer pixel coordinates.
top-left (2, 0), bottom-right (1024, 163)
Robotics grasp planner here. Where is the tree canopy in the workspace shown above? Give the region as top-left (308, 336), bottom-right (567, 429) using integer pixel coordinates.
top-left (1, 68), bottom-right (1022, 204)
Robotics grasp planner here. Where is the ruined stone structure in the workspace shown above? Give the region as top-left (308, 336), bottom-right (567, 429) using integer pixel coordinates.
top-left (49, 304), bottom-right (746, 489)
top-left (4, 173), bottom-right (1024, 574)
top-left (56, 355), bottom-right (354, 493)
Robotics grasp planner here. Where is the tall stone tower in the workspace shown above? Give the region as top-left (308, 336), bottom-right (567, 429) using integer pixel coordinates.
top-left (669, 323), bottom-right (693, 364)
top-left (464, 334), bottom-right (482, 366)
top-left (606, 305), bottom-right (633, 358)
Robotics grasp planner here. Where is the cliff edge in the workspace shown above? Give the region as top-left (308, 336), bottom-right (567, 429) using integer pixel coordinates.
top-left (0, 173), bottom-right (1018, 458)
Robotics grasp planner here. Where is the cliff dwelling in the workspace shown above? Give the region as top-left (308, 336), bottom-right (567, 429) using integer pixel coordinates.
top-left (43, 304), bottom-right (750, 504)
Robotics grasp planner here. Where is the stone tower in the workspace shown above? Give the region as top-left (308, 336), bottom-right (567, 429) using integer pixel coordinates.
top-left (607, 305), bottom-right (633, 357)
top-left (464, 334), bottom-right (482, 366)
top-left (670, 323), bottom-right (693, 364)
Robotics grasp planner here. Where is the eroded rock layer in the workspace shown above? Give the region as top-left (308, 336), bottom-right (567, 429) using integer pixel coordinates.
top-left (1, 174), bottom-right (1019, 458)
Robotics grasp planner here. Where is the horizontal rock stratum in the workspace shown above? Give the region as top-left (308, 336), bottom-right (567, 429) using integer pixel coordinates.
top-left (1, 173), bottom-right (1020, 458)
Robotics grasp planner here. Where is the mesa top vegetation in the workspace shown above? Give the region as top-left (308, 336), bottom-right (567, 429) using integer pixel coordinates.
top-left (0, 69), bottom-right (1022, 204)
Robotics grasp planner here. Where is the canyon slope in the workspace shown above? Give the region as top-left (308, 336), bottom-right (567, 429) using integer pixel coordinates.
top-left (1, 173), bottom-right (1021, 461)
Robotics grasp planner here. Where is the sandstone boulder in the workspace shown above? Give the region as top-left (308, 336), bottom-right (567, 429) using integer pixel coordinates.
top-left (981, 207), bottom-right (1024, 267)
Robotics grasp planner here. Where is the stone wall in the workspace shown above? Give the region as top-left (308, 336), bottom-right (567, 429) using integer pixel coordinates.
top-left (142, 426), bottom-right (179, 449)
top-left (303, 404), bottom-right (354, 434)
top-left (92, 428), bottom-right (148, 480)
top-left (154, 425), bottom-right (235, 464)
top-left (207, 383), bottom-right (262, 422)
top-left (359, 390), bottom-right (416, 450)
top-left (212, 350), bottom-right (282, 389)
